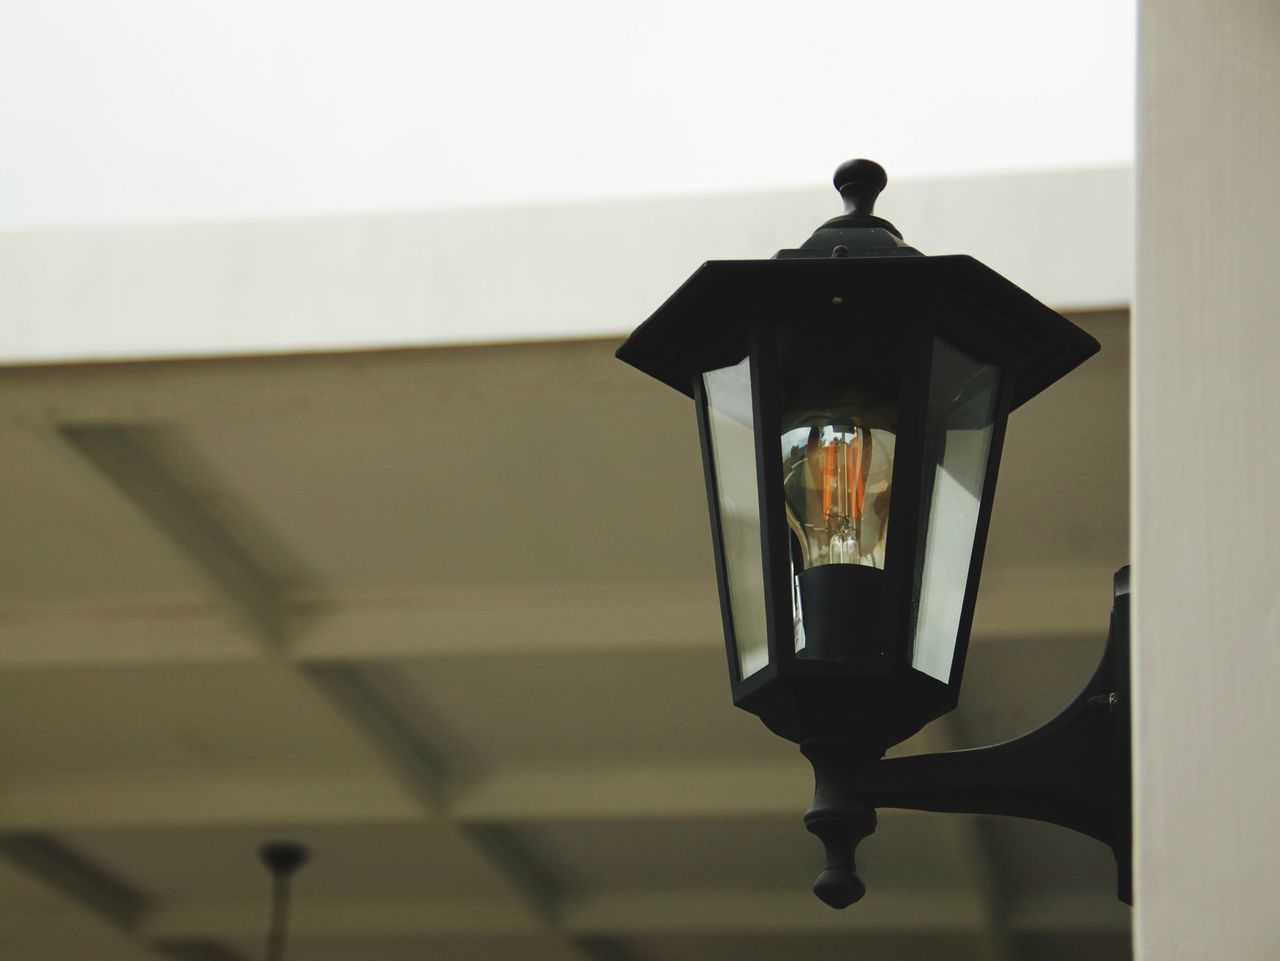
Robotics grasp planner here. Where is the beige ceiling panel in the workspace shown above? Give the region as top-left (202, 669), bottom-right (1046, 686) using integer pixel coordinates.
top-left (134, 388), bottom-right (710, 598)
top-left (0, 324), bottom-right (1131, 960)
top-left (984, 817), bottom-right (1126, 898)
top-left (599, 931), bottom-right (989, 961)
top-left (508, 814), bottom-right (971, 896)
top-left (0, 856), bottom-right (68, 905)
top-left (450, 759), bottom-right (812, 823)
top-left (0, 861), bottom-right (160, 960)
top-left (0, 663), bottom-right (395, 781)
top-left (0, 428), bottom-right (215, 611)
top-left (983, 311), bottom-right (1129, 577)
top-left (61, 822), bottom-right (516, 902)
top-left (950, 635), bottom-right (1111, 748)
top-left (226, 934), bottom-right (587, 961)
top-left (360, 647), bottom-right (788, 770)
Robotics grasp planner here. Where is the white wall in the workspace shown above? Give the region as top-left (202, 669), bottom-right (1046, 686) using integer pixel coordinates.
top-left (1134, 1), bottom-right (1280, 957)
top-left (0, 0), bottom-right (1134, 229)
top-left (0, 168), bottom-right (1131, 363)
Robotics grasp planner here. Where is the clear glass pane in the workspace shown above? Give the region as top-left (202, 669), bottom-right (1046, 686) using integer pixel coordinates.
top-left (704, 356), bottom-right (769, 680)
top-left (911, 338), bottom-right (1000, 683)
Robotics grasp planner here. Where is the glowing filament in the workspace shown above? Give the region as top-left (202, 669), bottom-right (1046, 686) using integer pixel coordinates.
top-left (782, 423), bottom-right (893, 570)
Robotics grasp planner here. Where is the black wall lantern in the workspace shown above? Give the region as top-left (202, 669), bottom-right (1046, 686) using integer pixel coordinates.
top-left (617, 160), bottom-right (1130, 909)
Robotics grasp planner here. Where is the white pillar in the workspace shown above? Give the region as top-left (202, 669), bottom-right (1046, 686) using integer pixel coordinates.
top-left (1134, 1), bottom-right (1280, 957)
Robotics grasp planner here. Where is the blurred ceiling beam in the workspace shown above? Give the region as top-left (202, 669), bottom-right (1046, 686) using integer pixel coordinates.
top-left (58, 426), bottom-right (287, 649)
top-left (0, 764), bottom-right (951, 832)
top-left (142, 895), bottom-right (541, 941)
top-left (0, 341), bottom-right (647, 427)
top-left (564, 889), bottom-right (1128, 936)
top-left (0, 839), bottom-right (168, 961)
top-left (0, 579), bottom-right (1104, 672)
top-left (137, 888), bottom-right (1128, 942)
top-left (0, 773), bottom-right (425, 831)
top-left (42, 424), bottom-right (609, 961)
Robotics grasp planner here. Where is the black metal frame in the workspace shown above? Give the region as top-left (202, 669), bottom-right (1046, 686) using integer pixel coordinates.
top-left (802, 567), bottom-right (1132, 908)
top-left (615, 257), bottom-right (1099, 413)
top-left (691, 301), bottom-right (1023, 749)
top-left (617, 159), bottom-right (1124, 912)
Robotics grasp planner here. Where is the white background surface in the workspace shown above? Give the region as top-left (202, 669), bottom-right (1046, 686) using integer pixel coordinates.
top-left (1134, 0), bottom-right (1280, 957)
top-left (0, 0), bottom-right (1135, 228)
top-left (0, 168), bottom-right (1131, 362)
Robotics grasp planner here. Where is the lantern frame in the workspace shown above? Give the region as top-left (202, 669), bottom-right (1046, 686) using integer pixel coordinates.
top-left (615, 160), bottom-right (1129, 909)
top-left (621, 254), bottom-right (1099, 747)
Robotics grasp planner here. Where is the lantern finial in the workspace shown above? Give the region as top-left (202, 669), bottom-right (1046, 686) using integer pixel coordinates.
top-left (833, 159), bottom-right (888, 218)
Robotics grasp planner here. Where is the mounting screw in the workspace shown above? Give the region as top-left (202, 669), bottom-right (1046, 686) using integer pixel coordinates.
top-left (1087, 692), bottom-right (1118, 714)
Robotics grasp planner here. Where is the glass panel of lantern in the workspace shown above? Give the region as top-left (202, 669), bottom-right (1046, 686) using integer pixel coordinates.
top-left (700, 354), bottom-right (770, 681)
top-left (910, 336), bottom-right (1001, 684)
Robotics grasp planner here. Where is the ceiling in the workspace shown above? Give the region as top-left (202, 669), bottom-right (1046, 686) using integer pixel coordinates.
top-left (0, 313), bottom-right (1131, 961)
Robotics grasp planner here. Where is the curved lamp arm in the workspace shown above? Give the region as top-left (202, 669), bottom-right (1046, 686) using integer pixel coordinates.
top-left (803, 567), bottom-right (1131, 908)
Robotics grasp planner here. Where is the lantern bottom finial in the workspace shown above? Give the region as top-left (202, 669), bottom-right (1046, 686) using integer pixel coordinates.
top-left (801, 734), bottom-right (882, 909)
top-left (813, 866), bottom-right (867, 910)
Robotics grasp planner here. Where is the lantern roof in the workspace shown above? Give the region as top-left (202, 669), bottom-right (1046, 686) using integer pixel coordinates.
top-left (616, 253), bottom-right (1100, 411)
top-left (618, 159), bottom-right (1099, 409)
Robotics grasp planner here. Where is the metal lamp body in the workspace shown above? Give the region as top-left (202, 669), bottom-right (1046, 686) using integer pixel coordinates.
top-left (619, 241), bottom-right (1099, 753)
top-left (615, 161), bottom-right (1118, 909)
top-left (698, 293), bottom-right (1009, 750)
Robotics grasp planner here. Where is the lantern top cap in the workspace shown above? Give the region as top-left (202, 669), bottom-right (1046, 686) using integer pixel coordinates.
top-left (615, 157), bottom-right (1101, 410)
top-left (833, 159), bottom-right (888, 218)
top-left (805, 158), bottom-right (904, 243)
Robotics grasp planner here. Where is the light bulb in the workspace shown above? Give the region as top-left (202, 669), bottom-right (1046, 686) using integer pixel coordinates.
top-left (782, 421), bottom-right (894, 571)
